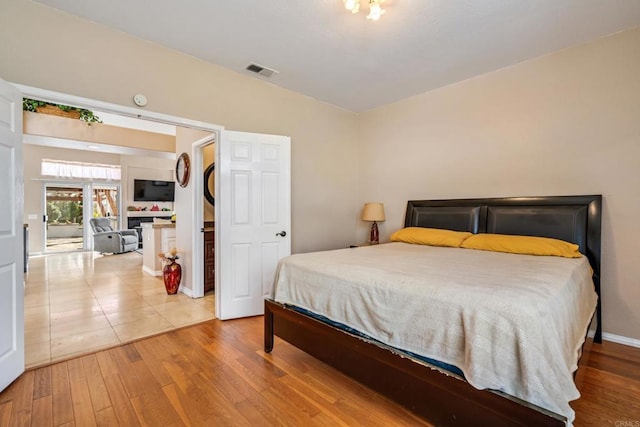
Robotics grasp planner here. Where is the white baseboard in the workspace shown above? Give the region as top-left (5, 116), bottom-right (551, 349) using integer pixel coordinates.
top-left (602, 332), bottom-right (640, 348)
top-left (180, 286), bottom-right (193, 298)
top-left (142, 265), bottom-right (161, 277)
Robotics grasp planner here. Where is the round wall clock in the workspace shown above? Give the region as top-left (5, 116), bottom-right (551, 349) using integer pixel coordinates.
top-left (175, 152), bottom-right (190, 188)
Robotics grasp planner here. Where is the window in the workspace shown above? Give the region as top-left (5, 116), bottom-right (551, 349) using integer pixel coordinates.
top-left (41, 159), bottom-right (121, 180)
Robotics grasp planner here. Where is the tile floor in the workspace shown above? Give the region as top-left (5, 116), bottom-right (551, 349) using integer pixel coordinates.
top-left (24, 251), bottom-right (215, 369)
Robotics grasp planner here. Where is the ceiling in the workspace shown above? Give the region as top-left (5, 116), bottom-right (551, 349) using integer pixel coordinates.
top-left (35, 0), bottom-right (640, 112)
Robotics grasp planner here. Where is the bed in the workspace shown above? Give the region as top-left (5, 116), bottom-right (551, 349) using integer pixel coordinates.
top-left (264, 195), bottom-right (602, 426)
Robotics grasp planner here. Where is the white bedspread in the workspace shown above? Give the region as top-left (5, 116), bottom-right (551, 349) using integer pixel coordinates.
top-left (271, 242), bottom-right (597, 423)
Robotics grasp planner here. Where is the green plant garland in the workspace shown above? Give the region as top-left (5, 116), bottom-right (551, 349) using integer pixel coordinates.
top-left (23, 97), bottom-right (102, 124)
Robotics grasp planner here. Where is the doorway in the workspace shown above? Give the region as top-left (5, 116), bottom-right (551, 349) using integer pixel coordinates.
top-left (92, 184), bottom-right (119, 220)
top-left (43, 182), bottom-right (122, 253)
top-left (9, 82), bottom-right (226, 375)
top-left (20, 84), bottom-right (223, 305)
top-left (202, 141), bottom-right (215, 295)
top-left (44, 185), bottom-right (85, 252)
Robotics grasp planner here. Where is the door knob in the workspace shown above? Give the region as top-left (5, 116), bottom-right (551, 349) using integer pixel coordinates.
top-left (276, 231), bottom-right (287, 237)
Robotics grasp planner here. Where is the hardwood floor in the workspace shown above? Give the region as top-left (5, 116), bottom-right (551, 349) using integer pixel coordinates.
top-left (1, 317), bottom-right (639, 426)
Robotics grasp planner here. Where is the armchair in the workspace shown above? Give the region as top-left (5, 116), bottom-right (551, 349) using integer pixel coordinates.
top-left (90, 218), bottom-right (138, 254)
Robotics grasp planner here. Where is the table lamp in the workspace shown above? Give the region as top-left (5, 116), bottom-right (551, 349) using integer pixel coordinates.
top-left (362, 202), bottom-right (385, 244)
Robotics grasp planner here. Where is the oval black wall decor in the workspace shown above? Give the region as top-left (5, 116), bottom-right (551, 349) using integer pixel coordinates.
top-left (204, 163), bottom-right (215, 206)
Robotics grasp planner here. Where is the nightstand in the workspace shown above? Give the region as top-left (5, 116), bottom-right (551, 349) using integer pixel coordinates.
top-left (350, 242), bottom-right (373, 248)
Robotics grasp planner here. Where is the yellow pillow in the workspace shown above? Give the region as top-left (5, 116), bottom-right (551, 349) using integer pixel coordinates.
top-left (390, 227), bottom-right (472, 248)
top-left (460, 233), bottom-right (582, 258)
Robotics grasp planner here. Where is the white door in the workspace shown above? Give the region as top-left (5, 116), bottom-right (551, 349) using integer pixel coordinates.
top-left (0, 78), bottom-right (25, 391)
top-left (217, 131), bottom-right (290, 320)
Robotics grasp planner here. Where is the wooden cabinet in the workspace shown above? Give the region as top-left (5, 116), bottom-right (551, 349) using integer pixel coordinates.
top-left (204, 228), bottom-right (215, 293)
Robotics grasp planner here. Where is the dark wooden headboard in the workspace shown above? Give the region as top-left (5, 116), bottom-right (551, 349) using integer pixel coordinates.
top-left (404, 195), bottom-right (602, 342)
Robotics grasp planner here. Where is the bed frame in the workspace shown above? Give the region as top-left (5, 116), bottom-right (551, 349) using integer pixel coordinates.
top-left (265, 195), bottom-right (602, 426)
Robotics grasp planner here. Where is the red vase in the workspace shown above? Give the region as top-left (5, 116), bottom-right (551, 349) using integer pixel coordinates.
top-left (163, 260), bottom-right (182, 295)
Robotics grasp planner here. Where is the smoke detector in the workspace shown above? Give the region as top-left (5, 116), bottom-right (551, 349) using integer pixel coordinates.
top-left (245, 63), bottom-right (279, 78)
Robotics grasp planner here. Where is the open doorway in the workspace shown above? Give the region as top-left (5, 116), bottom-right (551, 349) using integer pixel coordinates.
top-left (44, 185), bottom-right (84, 252)
top-left (19, 86), bottom-right (221, 367)
top-left (42, 182), bottom-right (122, 254)
top-left (203, 142), bottom-right (215, 296)
top-left (14, 81), bottom-right (290, 369)
top-left (90, 182), bottom-right (121, 248)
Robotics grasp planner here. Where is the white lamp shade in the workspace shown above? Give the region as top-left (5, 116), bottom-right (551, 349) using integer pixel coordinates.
top-left (362, 202), bottom-right (385, 222)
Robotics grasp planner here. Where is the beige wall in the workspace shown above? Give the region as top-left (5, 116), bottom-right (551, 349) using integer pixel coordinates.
top-left (23, 144), bottom-right (121, 253)
top-left (174, 127), bottom-right (214, 293)
top-left (359, 28), bottom-right (640, 340)
top-left (4, 0), bottom-right (638, 340)
top-left (0, 0), bottom-right (360, 255)
top-left (24, 111), bottom-right (175, 152)
top-left (120, 155), bottom-right (174, 215)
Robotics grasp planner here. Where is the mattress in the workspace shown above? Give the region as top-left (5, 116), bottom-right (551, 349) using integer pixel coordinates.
top-left (271, 242), bottom-right (597, 423)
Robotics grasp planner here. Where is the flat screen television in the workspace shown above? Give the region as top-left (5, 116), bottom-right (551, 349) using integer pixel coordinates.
top-left (133, 179), bottom-right (175, 202)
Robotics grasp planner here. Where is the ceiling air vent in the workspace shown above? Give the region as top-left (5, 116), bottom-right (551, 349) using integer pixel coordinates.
top-left (245, 63), bottom-right (278, 78)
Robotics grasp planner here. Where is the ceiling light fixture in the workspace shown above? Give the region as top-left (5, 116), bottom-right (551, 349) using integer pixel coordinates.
top-left (344, 0), bottom-right (385, 21)
top-left (366, 0), bottom-right (386, 21)
top-left (343, 0), bottom-right (360, 14)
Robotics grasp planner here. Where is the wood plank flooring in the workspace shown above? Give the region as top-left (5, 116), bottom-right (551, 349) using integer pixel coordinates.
top-left (1, 316), bottom-right (639, 426)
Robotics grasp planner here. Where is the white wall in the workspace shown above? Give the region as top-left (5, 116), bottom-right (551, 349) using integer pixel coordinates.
top-left (359, 28), bottom-right (640, 340)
